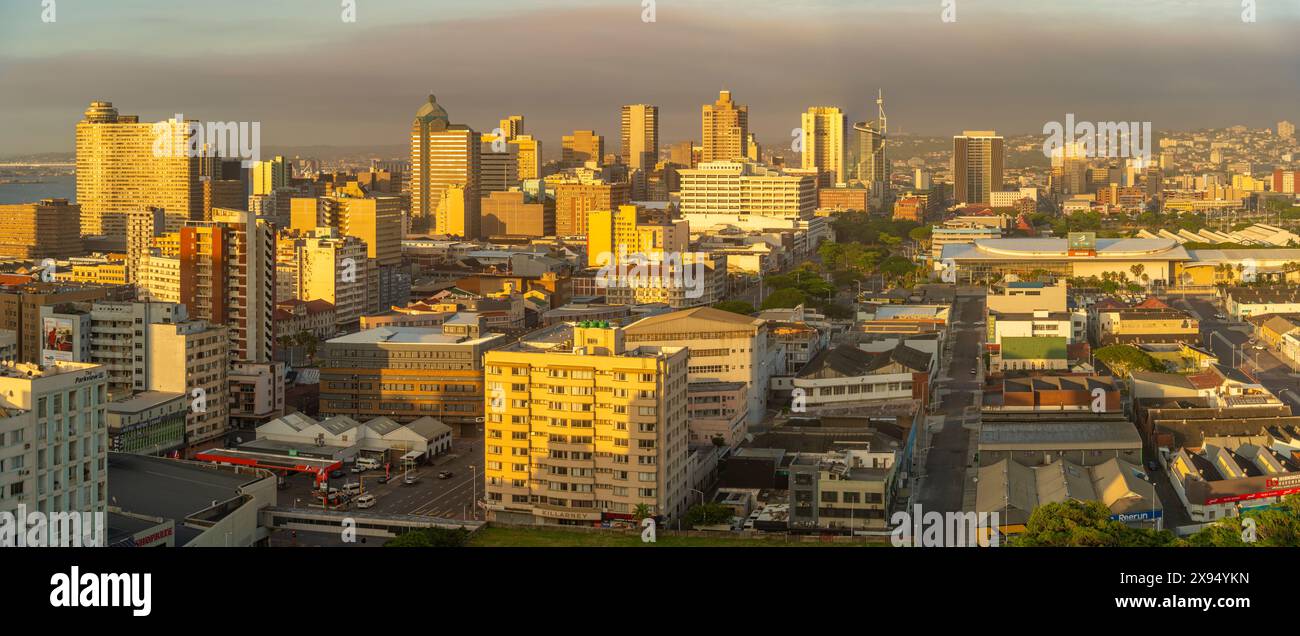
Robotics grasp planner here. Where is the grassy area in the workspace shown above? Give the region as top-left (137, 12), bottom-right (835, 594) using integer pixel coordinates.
top-left (468, 525), bottom-right (888, 547)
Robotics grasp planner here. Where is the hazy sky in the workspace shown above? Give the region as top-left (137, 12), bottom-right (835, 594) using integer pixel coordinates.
top-left (2, 0), bottom-right (1299, 156)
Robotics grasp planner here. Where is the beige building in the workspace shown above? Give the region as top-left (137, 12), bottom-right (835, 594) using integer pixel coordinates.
top-left (482, 323), bottom-right (690, 525)
top-left (587, 205), bottom-right (689, 268)
top-left (511, 135), bottom-right (542, 181)
top-left (0, 199), bottom-right (83, 260)
top-left (251, 156), bottom-right (289, 196)
top-left (179, 210), bottom-right (276, 364)
top-left (409, 95), bottom-right (480, 232)
top-left (480, 191), bottom-right (555, 238)
top-left (126, 207), bottom-right (166, 285)
top-left (677, 161), bottom-right (818, 231)
top-left (702, 90), bottom-right (749, 163)
top-left (953, 130), bottom-right (1005, 205)
top-left (291, 194), bottom-right (405, 313)
top-left (562, 130), bottom-right (604, 169)
top-left (554, 181), bottom-right (630, 238)
top-left (275, 227), bottom-right (369, 326)
top-left (75, 101), bottom-right (202, 235)
top-left (621, 104), bottom-right (659, 170)
top-left (801, 107), bottom-right (848, 187)
top-left (146, 318), bottom-right (229, 452)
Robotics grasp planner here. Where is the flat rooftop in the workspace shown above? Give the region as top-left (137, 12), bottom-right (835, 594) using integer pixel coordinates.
top-left (108, 390), bottom-right (186, 413)
top-left (327, 326), bottom-right (501, 346)
top-left (979, 420), bottom-right (1142, 449)
top-left (107, 453), bottom-right (266, 528)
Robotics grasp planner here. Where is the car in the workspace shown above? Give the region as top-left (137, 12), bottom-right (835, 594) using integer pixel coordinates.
top-left (342, 482), bottom-right (362, 496)
top-left (1214, 313), bottom-right (1227, 320)
top-left (437, 471), bottom-right (454, 479)
top-left (354, 493), bottom-right (377, 509)
top-left (350, 465), bottom-right (366, 474)
top-left (403, 474), bottom-right (421, 486)
top-left (969, 368), bottom-right (977, 375)
top-left (329, 469), bottom-right (346, 480)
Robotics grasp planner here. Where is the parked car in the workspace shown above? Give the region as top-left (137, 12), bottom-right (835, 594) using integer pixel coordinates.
top-left (342, 482), bottom-right (362, 496)
top-left (354, 494), bottom-right (377, 509)
top-left (403, 474), bottom-right (421, 486)
top-left (437, 471), bottom-right (454, 480)
top-left (329, 469), bottom-right (346, 480)
top-left (350, 464), bottom-right (367, 474)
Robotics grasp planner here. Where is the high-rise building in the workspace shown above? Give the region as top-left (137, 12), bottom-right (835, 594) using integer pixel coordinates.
top-left (480, 191), bottom-right (555, 237)
top-left (0, 199), bottom-right (83, 260)
top-left (251, 156), bottom-right (290, 196)
top-left (554, 181), bottom-right (631, 238)
top-left (291, 194), bottom-right (406, 314)
top-left (1280, 120), bottom-right (1295, 140)
top-left (479, 141), bottom-right (521, 193)
top-left (499, 115), bottom-right (525, 140)
top-left (746, 134), bottom-right (762, 163)
top-left (668, 141), bottom-right (696, 168)
top-left (178, 209), bottom-right (276, 364)
top-left (147, 318), bottom-right (229, 452)
top-left (802, 107), bottom-right (848, 187)
top-left (202, 178), bottom-right (247, 222)
top-left (409, 95), bottom-right (480, 232)
top-left (318, 326), bottom-right (507, 434)
top-left (853, 121), bottom-right (887, 192)
top-left (621, 105), bottom-right (659, 171)
top-left (0, 360), bottom-right (109, 545)
top-left (126, 207), bottom-right (166, 285)
top-left (0, 282), bottom-right (124, 364)
top-left (701, 91), bottom-right (749, 163)
top-left (75, 101), bottom-right (203, 236)
top-left (511, 135), bottom-right (542, 181)
top-left (482, 322), bottom-right (690, 525)
top-left (953, 130), bottom-right (1005, 205)
top-left (562, 130), bottom-right (605, 169)
top-left (275, 227), bottom-right (369, 326)
top-left (677, 162), bottom-right (818, 229)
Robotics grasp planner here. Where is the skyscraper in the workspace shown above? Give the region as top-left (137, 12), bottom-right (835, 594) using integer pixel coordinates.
top-left (562, 130), bottom-right (605, 168)
top-left (409, 95), bottom-right (480, 232)
top-left (290, 194), bottom-right (406, 313)
top-left (802, 106), bottom-right (848, 187)
top-left (0, 199), bottom-right (83, 260)
top-left (621, 104), bottom-right (659, 171)
top-left (178, 209), bottom-right (276, 364)
top-left (499, 115), bottom-right (525, 140)
top-left (75, 101), bottom-right (203, 236)
top-left (952, 130), bottom-right (1005, 205)
top-left (511, 135), bottom-right (542, 181)
top-left (251, 155), bottom-right (290, 196)
top-left (702, 91), bottom-right (748, 163)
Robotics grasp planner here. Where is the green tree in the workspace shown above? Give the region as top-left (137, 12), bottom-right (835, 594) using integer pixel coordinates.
top-left (384, 527), bottom-right (471, 547)
top-left (1094, 344), bottom-right (1164, 378)
top-left (713, 300), bottom-right (756, 316)
top-left (1010, 500), bottom-right (1180, 547)
top-left (908, 225), bottom-right (932, 243)
top-left (762, 288), bottom-right (807, 309)
top-left (684, 503), bottom-right (735, 529)
top-left (1185, 494), bottom-right (1300, 547)
top-left (633, 503), bottom-right (653, 523)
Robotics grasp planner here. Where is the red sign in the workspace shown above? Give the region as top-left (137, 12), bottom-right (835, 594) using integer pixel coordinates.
top-left (1205, 486), bottom-right (1300, 505)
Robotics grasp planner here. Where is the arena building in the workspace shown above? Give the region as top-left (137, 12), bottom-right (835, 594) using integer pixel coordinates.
top-left (938, 235), bottom-right (1191, 285)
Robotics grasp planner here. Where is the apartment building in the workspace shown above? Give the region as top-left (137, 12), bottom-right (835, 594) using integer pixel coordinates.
top-left (179, 209), bottom-right (276, 364)
top-left (0, 361), bottom-right (109, 545)
top-left (291, 194), bottom-right (407, 314)
top-left (482, 323), bottom-right (690, 525)
top-left (554, 181), bottom-right (630, 238)
top-left (480, 191), bottom-right (555, 238)
top-left (147, 319), bottom-right (230, 453)
top-left (0, 282), bottom-right (126, 364)
top-left (677, 161), bottom-right (819, 234)
top-left (228, 361), bottom-right (285, 429)
top-left (275, 227), bottom-right (369, 327)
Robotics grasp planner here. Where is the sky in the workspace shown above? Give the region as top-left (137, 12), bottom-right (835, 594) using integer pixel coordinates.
top-left (1, 0), bottom-right (1299, 156)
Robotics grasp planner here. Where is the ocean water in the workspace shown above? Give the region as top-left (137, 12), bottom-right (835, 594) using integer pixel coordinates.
top-left (0, 175), bottom-right (76, 204)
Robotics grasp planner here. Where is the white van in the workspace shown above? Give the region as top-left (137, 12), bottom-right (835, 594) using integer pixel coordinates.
top-left (355, 457), bottom-right (382, 471)
top-left (342, 482), bottom-right (362, 496)
top-left (355, 493), bottom-right (377, 509)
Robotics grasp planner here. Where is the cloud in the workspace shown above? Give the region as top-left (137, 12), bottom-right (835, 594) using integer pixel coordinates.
top-left (1, 1), bottom-right (1297, 155)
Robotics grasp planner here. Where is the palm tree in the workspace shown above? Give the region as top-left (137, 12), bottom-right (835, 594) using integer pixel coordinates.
top-left (632, 503), bottom-right (652, 523)
top-left (1130, 264), bottom-right (1145, 285)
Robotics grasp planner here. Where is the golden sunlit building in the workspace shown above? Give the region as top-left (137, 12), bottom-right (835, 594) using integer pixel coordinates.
top-left (75, 101), bottom-right (203, 236)
top-left (562, 130), bottom-right (605, 169)
top-left (511, 135), bottom-right (542, 181)
top-left (587, 205), bottom-right (689, 268)
top-left (701, 90), bottom-right (748, 163)
top-left (801, 106), bottom-right (848, 187)
top-left (410, 95), bottom-right (480, 232)
top-left (554, 181), bottom-right (630, 237)
top-left (0, 199), bottom-right (83, 260)
top-left (482, 322), bottom-right (690, 525)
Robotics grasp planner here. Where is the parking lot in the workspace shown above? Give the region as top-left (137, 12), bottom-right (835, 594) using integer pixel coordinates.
top-left (277, 437), bottom-right (487, 520)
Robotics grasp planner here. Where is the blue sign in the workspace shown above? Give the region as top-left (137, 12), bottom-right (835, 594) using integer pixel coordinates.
top-left (1111, 510), bottom-right (1162, 522)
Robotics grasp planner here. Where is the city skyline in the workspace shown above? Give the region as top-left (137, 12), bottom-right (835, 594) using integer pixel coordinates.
top-left (3, 1), bottom-right (1300, 155)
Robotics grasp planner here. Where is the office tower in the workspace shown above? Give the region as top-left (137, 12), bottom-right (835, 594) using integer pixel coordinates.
top-left (275, 228), bottom-right (369, 326)
top-left (553, 182), bottom-right (631, 238)
top-left (499, 115), bottom-right (525, 140)
top-left (479, 141), bottom-right (521, 193)
top-left (621, 105), bottom-right (659, 171)
top-left (481, 191), bottom-right (555, 237)
top-left (1280, 120), bottom-right (1295, 140)
top-left (0, 360), bottom-right (109, 544)
top-left (147, 317), bottom-right (229, 451)
top-left (0, 199), bottom-right (83, 260)
top-left (75, 101), bottom-right (203, 236)
top-left (1273, 169), bottom-right (1300, 194)
top-left (668, 141), bottom-right (696, 168)
top-left (410, 95), bottom-right (480, 232)
top-left (248, 188), bottom-right (294, 228)
top-left (251, 156), bottom-right (290, 196)
top-left (177, 209), bottom-right (276, 364)
top-left (677, 162), bottom-right (817, 226)
top-left (853, 121), bottom-right (887, 192)
top-left (914, 168), bottom-right (931, 190)
top-left (587, 204), bottom-right (690, 268)
top-left (702, 90), bottom-right (749, 162)
top-left (952, 130), bottom-right (1005, 205)
top-left (802, 107), bottom-right (848, 187)
top-left (202, 178), bottom-right (246, 222)
top-left (1049, 141), bottom-right (1088, 196)
top-left (562, 130), bottom-right (605, 168)
top-left (290, 194), bottom-right (406, 314)
top-left (482, 322), bottom-right (690, 525)
top-left (318, 326), bottom-right (507, 433)
top-left (511, 135), bottom-right (542, 181)
top-left (434, 185), bottom-right (477, 239)
top-left (746, 134), bottom-right (761, 162)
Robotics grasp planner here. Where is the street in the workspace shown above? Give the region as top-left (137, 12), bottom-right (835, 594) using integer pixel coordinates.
top-left (1175, 295), bottom-right (1300, 413)
top-left (913, 289), bottom-right (985, 513)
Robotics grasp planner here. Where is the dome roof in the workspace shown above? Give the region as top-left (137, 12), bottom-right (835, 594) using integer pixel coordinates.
top-left (414, 94), bottom-right (449, 126)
